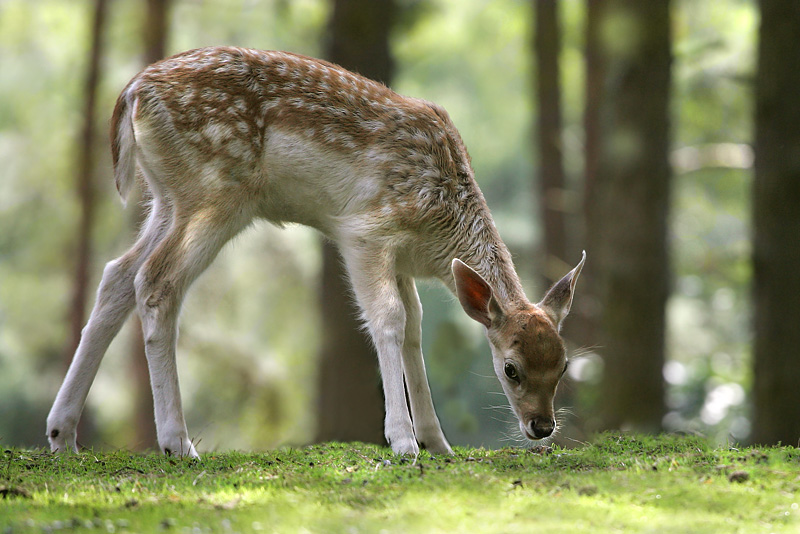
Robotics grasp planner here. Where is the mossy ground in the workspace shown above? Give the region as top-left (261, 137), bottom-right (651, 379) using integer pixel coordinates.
top-left (2, 434), bottom-right (799, 533)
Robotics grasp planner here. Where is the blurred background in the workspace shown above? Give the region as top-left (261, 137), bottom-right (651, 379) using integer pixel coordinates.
top-left (1, 0), bottom-right (798, 452)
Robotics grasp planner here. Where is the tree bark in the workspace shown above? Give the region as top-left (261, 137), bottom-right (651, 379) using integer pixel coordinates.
top-left (315, 0), bottom-right (395, 444)
top-left (533, 0), bottom-right (569, 286)
top-left (751, 0), bottom-right (800, 446)
top-left (129, 0), bottom-right (171, 451)
top-left (588, 0), bottom-right (672, 432)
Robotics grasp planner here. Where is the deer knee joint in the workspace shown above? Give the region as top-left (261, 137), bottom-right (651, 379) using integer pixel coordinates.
top-left (145, 280), bottom-right (174, 308)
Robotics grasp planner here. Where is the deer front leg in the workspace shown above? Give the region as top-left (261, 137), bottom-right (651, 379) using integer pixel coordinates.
top-left (342, 247), bottom-right (418, 455)
top-left (397, 276), bottom-right (453, 455)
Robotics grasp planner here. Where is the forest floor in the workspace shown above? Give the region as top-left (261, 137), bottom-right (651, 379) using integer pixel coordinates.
top-left (1, 433), bottom-right (798, 533)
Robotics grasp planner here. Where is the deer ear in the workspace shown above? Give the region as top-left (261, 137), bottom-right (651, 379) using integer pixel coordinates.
top-left (538, 251), bottom-right (586, 331)
top-left (452, 259), bottom-right (504, 328)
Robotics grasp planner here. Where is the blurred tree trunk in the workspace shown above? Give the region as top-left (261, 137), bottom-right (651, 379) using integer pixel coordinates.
top-left (64, 0), bottom-right (109, 445)
top-left (315, 0), bottom-right (396, 444)
top-left (143, 0), bottom-right (169, 66)
top-left (751, 0), bottom-right (800, 446)
top-left (588, 0), bottom-right (672, 432)
top-left (583, 0), bottom-right (603, 207)
top-left (563, 0), bottom-right (606, 356)
top-left (533, 0), bottom-right (569, 286)
top-left (129, 0), bottom-right (171, 451)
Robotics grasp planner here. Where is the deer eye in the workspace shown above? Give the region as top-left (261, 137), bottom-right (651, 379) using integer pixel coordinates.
top-left (504, 362), bottom-right (519, 383)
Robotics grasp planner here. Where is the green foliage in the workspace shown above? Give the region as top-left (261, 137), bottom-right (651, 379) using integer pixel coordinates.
top-left (666, 167), bottom-right (752, 441)
top-left (2, 434), bottom-right (800, 533)
top-left (661, 1), bottom-right (757, 443)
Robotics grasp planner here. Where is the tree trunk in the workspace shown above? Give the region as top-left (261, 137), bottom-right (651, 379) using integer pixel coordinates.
top-left (751, 0), bottom-right (800, 446)
top-left (583, 0), bottom-right (604, 208)
top-left (588, 0), bottom-right (672, 432)
top-left (129, 0), bottom-right (171, 451)
top-left (143, 0), bottom-right (169, 66)
top-left (315, 0), bottom-right (395, 444)
top-left (533, 0), bottom-right (569, 286)
top-left (562, 0), bottom-right (606, 356)
top-left (64, 0), bottom-right (109, 446)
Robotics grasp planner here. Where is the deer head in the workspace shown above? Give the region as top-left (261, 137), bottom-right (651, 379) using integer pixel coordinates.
top-left (452, 252), bottom-right (585, 441)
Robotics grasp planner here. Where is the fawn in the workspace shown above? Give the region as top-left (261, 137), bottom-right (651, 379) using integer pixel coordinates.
top-left (47, 47), bottom-right (585, 456)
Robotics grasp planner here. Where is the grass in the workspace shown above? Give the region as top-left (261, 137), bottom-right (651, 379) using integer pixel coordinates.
top-left (2, 433), bottom-right (799, 533)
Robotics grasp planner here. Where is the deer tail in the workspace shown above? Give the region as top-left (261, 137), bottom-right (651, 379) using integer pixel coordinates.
top-left (109, 82), bottom-right (138, 205)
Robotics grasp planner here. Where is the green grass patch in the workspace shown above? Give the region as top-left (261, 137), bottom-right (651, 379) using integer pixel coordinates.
top-left (2, 434), bottom-right (799, 533)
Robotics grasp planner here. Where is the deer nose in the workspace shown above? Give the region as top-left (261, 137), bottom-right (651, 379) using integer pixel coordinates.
top-left (528, 416), bottom-right (555, 439)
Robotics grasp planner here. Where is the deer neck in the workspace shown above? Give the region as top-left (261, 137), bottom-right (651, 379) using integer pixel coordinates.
top-left (447, 215), bottom-right (528, 310)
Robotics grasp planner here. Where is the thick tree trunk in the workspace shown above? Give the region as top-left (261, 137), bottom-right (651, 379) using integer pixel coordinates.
top-left (533, 0), bottom-right (569, 286)
top-left (751, 0), bottom-right (800, 446)
top-left (589, 0), bottom-right (672, 432)
top-left (315, 0), bottom-right (395, 444)
top-left (129, 0), bottom-right (170, 451)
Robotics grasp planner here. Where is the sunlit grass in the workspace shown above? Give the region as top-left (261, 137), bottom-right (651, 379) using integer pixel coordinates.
top-left (2, 434), bottom-right (799, 533)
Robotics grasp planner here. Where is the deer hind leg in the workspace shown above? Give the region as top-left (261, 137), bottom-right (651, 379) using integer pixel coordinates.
top-left (397, 276), bottom-right (453, 455)
top-left (134, 206), bottom-right (247, 457)
top-left (47, 199), bottom-right (173, 452)
top-left (340, 245), bottom-right (417, 455)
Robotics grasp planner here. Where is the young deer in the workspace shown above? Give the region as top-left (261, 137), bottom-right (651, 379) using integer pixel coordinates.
top-left (47, 47), bottom-right (585, 457)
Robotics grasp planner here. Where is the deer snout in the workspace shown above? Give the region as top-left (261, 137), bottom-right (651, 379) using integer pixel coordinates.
top-left (525, 415), bottom-right (556, 440)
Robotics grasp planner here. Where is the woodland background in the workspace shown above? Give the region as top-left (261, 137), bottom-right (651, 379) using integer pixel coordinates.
top-left (1, 0), bottom-right (798, 452)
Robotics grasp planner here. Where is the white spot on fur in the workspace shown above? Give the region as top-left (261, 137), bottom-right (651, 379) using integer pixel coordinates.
top-left (361, 120), bottom-right (385, 133)
top-left (261, 98), bottom-right (282, 114)
top-left (203, 123), bottom-right (234, 148)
